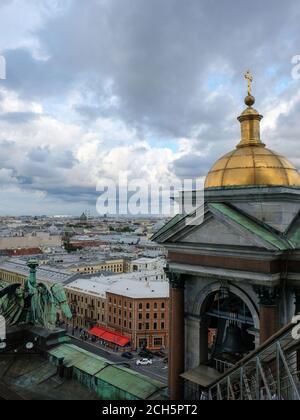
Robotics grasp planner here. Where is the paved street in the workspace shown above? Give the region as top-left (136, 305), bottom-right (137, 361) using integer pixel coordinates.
top-left (69, 336), bottom-right (168, 384)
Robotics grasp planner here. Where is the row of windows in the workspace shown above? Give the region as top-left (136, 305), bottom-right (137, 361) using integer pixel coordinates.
top-left (139, 312), bottom-right (165, 320)
top-left (109, 298), bottom-right (133, 308)
top-left (108, 299), bottom-right (166, 311)
top-left (138, 302), bottom-right (165, 310)
top-left (138, 322), bottom-right (165, 331)
top-left (109, 308), bottom-right (133, 318)
top-left (138, 337), bottom-right (164, 348)
top-left (67, 294), bottom-right (166, 314)
top-left (67, 293), bottom-right (105, 309)
top-left (108, 316), bottom-right (132, 329)
top-left (77, 265), bottom-right (123, 273)
top-left (108, 319), bottom-right (165, 332)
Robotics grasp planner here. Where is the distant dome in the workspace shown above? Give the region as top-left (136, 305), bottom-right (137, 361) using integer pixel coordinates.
top-left (205, 86), bottom-right (300, 189)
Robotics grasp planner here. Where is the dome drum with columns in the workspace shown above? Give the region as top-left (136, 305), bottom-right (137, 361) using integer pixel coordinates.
top-left (205, 81), bottom-right (300, 189)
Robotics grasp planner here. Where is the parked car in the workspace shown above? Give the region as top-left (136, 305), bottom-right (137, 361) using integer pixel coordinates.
top-left (153, 351), bottom-right (166, 358)
top-left (121, 352), bottom-right (134, 360)
top-left (136, 358), bottom-right (153, 366)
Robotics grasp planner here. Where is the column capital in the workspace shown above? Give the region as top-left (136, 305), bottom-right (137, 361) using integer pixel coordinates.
top-left (254, 285), bottom-right (279, 306)
top-left (164, 265), bottom-right (185, 289)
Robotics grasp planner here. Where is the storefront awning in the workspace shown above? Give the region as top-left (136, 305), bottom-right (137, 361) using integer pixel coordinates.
top-left (89, 326), bottom-right (130, 347)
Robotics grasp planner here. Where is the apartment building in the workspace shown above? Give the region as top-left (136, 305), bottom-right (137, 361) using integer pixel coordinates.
top-left (65, 277), bottom-right (113, 328)
top-left (106, 280), bottom-right (169, 351)
top-left (65, 274), bottom-right (169, 351)
top-left (69, 259), bottom-right (125, 275)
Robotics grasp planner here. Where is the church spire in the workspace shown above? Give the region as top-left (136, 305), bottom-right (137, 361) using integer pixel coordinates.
top-left (236, 71), bottom-right (265, 148)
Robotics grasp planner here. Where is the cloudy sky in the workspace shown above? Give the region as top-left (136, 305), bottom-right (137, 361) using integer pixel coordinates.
top-left (0, 0), bottom-right (300, 215)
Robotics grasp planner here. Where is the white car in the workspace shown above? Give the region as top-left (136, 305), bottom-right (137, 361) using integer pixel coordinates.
top-left (136, 358), bottom-right (153, 366)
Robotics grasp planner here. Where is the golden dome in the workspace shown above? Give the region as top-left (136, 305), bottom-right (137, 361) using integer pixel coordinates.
top-left (205, 146), bottom-right (300, 189)
top-left (205, 73), bottom-right (300, 189)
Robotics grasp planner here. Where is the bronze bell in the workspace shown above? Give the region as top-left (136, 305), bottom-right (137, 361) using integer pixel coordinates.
top-left (222, 323), bottom-right (246, 355)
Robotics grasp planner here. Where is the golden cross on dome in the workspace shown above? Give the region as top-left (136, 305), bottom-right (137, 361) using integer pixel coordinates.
top-left (245, 70), bottom-right (253, 96)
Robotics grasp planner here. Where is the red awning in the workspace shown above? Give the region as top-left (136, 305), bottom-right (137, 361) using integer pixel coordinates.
top-left (89, 326), bottom-right (130, 347)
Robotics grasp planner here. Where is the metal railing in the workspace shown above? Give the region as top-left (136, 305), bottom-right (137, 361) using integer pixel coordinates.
top-left (209, 323), bottom-right (300, 400)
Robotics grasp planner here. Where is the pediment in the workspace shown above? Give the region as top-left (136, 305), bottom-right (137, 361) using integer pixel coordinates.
top-left (179, 216), bottom-right (267, 248)
top-left (153, 202), bottom-right (291, 251)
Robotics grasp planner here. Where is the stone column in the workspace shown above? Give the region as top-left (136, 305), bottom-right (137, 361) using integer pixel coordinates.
top-left (199, 316), bottom-right (209, 365)
top-left (166, 268), bottom-right (185, 401)
top-left (295, 288), bottom-right (300, 315)
top-left (254, 286), bottom-right (279, 344)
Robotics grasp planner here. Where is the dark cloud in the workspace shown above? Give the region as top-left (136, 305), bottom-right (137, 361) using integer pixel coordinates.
top-left (5, 0), bottom-right (300, 137)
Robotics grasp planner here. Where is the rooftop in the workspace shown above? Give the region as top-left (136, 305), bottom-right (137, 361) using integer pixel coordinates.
top-left (108, 279), bottom-right (169, 299)
top-left (0, 258), bottom-right (75, 285)
top-left (67, 271), bottom-right (169, 299)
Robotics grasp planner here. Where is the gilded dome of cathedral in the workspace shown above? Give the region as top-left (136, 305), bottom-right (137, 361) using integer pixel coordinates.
top-left (205, 73), bottom-right (300, 189)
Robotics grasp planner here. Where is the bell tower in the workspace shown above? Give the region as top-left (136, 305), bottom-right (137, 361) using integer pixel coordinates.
top-left (153, 73), bottom-right (300, 400)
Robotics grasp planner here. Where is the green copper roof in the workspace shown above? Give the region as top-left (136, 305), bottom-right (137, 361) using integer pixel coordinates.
top-left (210, 203), bottom-right (291, 251)
top-left (151, 214), bottom-right (184, 241)
top-left (95, 365), bottom-right (162, 400)
top-left (49, 344), bottom-right (165, 399)
top-left (287, 214), bottom-right (300, 249)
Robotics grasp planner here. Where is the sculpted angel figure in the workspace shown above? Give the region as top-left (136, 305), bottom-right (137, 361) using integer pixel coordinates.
top-left (0, 260), bottom-right (72, 330)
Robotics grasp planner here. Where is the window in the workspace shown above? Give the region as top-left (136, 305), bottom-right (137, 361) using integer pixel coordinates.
top-left (154, 322), bottom-right (157, 330)
top-left (154, 313), bottom-right (158, 319)
top-left (154, 303), bottom-right (158, 310)
top-left (161, 303), bottom-right (165, 309)
top-left (139, 323), bottom-right (143, 330)
top-left (161, 322), bottom-right (165, 330)
top-left (139, 338), bottom-right (147, 348)
top-left (139, 303), bottom-right (143, 310)
top-left (154, 338), bottom-right (163, 347)
top-left (146, 323), bottom-right (150, 330)
top-left (161, 313), bottom-right (165, 319)
top-left (129, 322), bottom-right (132, 329)
top-left (146, 303), bottom-right (150, 310)
top-left (139, 313), bottom-right (142, 320)
top-left (146, 313), bottom-right (150, 320)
